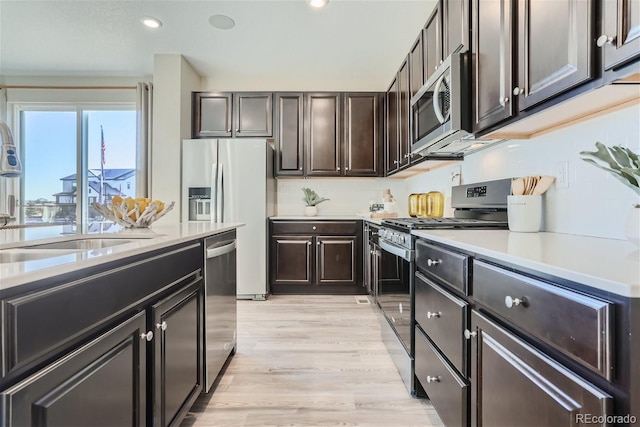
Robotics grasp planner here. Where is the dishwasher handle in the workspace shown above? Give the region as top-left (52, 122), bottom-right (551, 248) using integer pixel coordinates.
top-left (206, 240), bottom-right (237, 259)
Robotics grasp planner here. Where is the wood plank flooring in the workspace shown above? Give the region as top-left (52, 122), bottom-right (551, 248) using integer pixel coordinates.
top-left (181, 295), bottom-right (444, 427)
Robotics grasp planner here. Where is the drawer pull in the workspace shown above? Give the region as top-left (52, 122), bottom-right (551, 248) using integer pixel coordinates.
top-left (426, 375), bottom-right (441, 383)
top-left (464, 329), bottom-right (477, 340)
top-left (505, 295), bottom-right (528, 308)
top-left (156, 321), bottom-right (168, 331)
top-left (427, 258), bottom-right (442, 267)
top-left (140, 331), bottom-right (154, 342)
top-left (426, 311), bottom-right (441, 319)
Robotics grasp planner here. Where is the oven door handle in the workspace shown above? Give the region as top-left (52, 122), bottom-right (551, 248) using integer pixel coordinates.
top-left (379, 240), bottom-right (414, 262)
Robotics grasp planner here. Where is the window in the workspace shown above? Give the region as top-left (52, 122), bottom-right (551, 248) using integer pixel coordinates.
top-left (18, 106), bottom-right (138, 231)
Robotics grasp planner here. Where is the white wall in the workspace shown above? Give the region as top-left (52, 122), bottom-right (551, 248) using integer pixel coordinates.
top-left (150, 55), bottom-right (201, 223)
top-left (405, 103), bottom-right (640, 240)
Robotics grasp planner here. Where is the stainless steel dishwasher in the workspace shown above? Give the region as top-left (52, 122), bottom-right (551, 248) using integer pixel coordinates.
top-left (203, 230), bottom-right (237, 392)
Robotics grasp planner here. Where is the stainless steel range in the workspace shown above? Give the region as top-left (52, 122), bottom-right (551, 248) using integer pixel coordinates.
top-left (377, 178), bottom-right (511, 394)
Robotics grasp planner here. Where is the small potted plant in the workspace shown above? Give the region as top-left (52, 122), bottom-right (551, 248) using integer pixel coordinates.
top-left (580, 141), bottom-right (639, 245)
top-left (302, 187), bottom-right (329, 216)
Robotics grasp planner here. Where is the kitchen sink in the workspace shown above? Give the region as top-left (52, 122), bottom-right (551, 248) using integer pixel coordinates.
top-left (0, 249), bottom-right (81, 263)
top-left (23, 238), bottom-right (149, 250)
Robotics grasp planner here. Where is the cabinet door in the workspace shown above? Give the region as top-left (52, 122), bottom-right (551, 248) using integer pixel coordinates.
top-left (270, 235), bottom-right (313, 285)
top-left (316, 236), bottom-right (357, 286)
top-left (424, 6), bottom-right (443, 82)
top-left (305, 93), bottom-right (341, 176)
top-left (233, 92), bottom-right (273, 137)
top-left (193, 92), bottom-right (232, 138)
top-left (1, 312), bottom-right (147, 427)
top-left (471, 0), bottom-right (515, 132)
top-left (275, 93), bottom-right (304, 176)
top-left (385, 78), bottom-right (400, 174)
top-left (397, 58), bottom-right (411, 168)
top-left (470, 311), bottom-right (612, 427)
top-left (516, 0), bottom-right (593, 110)
top-left (152, 280), bottom-right (203, 427)
top-left (601, 0), bottom-right (640, 70)
top-left (443, 0), bottom-right (470, 57)
top-left (344, 93), bottom-right (381, 177)
top-left (409, 33), bottom-right (425, 98)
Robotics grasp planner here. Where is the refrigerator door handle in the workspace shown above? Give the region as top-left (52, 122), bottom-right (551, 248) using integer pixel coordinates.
top-left (210, 162), bottom-right (218, 222)
top-left (218, 162), bottom-right (224, 222)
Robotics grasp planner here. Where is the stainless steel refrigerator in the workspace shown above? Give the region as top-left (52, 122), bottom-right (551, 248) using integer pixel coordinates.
top-left (181, 138), bottom-right (276, 300)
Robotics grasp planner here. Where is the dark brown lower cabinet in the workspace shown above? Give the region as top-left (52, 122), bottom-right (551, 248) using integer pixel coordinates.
top-left (269, 220), bottom-right (363, 294)
top-left (152, 280), bottom-right (203, 427)
top-left (1, 311), bottom-right (148, 427)
top-left (470, 310), bottom-right (612, 427)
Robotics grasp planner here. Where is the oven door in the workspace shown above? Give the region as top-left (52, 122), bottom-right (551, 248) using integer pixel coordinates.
top-left (377, 238), bottom-right (413, 355)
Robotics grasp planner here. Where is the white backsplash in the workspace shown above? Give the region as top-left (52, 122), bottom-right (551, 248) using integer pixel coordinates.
top-left (276, 178), bottom-right (410, 217)
top-left (277, 103), bottom-right (639, 240)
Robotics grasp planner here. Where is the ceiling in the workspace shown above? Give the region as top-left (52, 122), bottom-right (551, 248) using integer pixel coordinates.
top-left (0, 0), bottom-right (437, 90)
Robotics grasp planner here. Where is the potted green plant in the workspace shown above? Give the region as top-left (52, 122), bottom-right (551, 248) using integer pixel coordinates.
top-left (301, 187), bottom-right (329, 216)
top-left (580, 142), bottom-right (640, 245)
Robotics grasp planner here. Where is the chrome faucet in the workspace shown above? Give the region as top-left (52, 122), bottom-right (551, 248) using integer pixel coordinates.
top-left (0, 120), bottom-right (22, 226)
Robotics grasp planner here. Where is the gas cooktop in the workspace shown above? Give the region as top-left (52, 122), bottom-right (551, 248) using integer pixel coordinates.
top-left (382, 217), bottom-right (508, 230)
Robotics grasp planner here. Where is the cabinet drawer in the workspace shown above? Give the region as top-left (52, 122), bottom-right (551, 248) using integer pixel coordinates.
top-left (271, 221), bottom-right (359, 235)
top-left (473, 260), bottom-right (614, 379)
top-left (416, 240), bottom-right (469, 294)
top-left (415, 327), bottom-right (468, 427)
top-left (415, 272), bottom-right (467, 376)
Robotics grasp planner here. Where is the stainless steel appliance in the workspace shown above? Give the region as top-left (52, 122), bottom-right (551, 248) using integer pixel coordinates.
top-left (377, 178), bottom-right (511, 394)
top-left (182, 139), bottom-right (276, 300)
top-left (203, 230), bottom-right (237, 392)
top-left (410, 52), bottom-right (472, 157)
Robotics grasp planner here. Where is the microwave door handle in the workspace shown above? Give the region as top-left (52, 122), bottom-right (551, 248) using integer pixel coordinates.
top-left (432, 74), bottom-right (447, 124)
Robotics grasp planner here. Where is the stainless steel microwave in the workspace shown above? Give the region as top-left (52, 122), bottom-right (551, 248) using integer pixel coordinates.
top-left (410, 52), bottom-right (472, 156)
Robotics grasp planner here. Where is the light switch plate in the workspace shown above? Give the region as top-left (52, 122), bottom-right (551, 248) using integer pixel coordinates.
top-left (555, 161), bottom-right (569, 188)
top-left (450, 165), bottom-right (462, 186)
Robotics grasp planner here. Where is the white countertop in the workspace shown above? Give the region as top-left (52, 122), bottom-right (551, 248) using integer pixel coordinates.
top-left (270, 215), bottom-right (384, 225)
top-left (412, 229), bottom-right (640, 298)
top-left (0, 222), bottom-right (243, 292)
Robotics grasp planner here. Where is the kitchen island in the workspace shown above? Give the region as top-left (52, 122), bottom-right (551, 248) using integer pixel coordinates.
top-left (0, 222), bottom-right (243, 427)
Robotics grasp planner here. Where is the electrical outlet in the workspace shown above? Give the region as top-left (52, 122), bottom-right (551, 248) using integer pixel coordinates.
top-left (450, 165), bottom-right (462, 186)
top-left (555, 161), bottom-right (569, 188)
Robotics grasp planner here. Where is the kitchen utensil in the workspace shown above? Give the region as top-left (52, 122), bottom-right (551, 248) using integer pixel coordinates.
top-left (532, 175), bottom-right (555, 195)
top-left (512, 177), bottom-right (525, 195)
top-left (528, 176), bottom-right (538, 195)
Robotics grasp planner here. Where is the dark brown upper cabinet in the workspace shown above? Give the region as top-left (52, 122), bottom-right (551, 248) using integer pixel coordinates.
top-left (233, 93), bottom-right (273, 137)
top-left (274, 93), bottom-right (304, 176)
top-left (423, 6), bottom-right (443, 83)
top-left (600, 0), bottom-right (640, 71)
top-left (343, 93), bottom-right (382, 177)
top-left (304, 93), bottom-right (342, 176)
top-left (398, 58), bottom-right (411, 169)
top-left (443, 0), bottom-right (470, 58)
top-left (385, 77), bottom-right (400, 175)
top-left (472, 0), bottom-right (595, 133)
top-left (515, 0), bottom-right (594, 111)
top-left (409, 33), bottom-right (425, 98)
top-left (192, 92), bottom-right (232, 138)
top-left (192, 92), bottom-right (272, 138)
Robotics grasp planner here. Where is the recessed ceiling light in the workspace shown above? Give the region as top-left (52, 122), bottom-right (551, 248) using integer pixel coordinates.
top-left (141, 17), bottom-right (162, 29)
top-left (309, 0), bottom-right (329, 8)
top-left (209, 14), bottom-right (236, 30)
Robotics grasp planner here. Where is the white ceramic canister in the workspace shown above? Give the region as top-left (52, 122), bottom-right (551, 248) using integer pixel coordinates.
top-left (507, 195), bottom-right (542, 232)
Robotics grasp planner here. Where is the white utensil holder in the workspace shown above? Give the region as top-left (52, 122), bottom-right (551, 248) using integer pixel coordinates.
top-left (507, 195), bottom-right (542, 232)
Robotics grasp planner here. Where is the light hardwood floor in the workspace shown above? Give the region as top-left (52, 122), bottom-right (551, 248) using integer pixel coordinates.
top-left (181, 295), bottom-right (444, 427)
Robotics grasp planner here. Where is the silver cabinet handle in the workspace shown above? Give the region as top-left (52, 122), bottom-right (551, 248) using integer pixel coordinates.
top-left (596, 34), bottom-right (616, 47)
top-left (312, 226), bottom-right (316, 230)
top-left (317, 241), bottom-right (320, 246)
top-left (227, 128), bottom-right (231, 132)
top-left (393, 160), bottom-right (399, 164)
top-left (427, 311), bottom-right (441, 319)
top-left (426, 375), bottom-right (441, 383)
top-left (501, 97), bottom-right (510, 104)
top-left (299, 167), bottom-right (303, 171)
top-left (345, 167), bottom-right (349, 171)
top-left (464, 329), bottom-right (477, 340)
top-left (371, 232), bottom-right (378, 236)
top-left (427, 258), bottom-right (441, 267)
top-left (156, 321), bottom-right (167, 331)
top-left (513, 87), bottom-right (522, 95)
top-left (207, 241), bottom-right (237, 259)
top-left (140, 331), bottom-right (154, 341)
top-left (337, 167), bottom-right (341, 171)
top-left (307, 241), bottom-right (311, 246)
top-left (236, 128), bottom-right (240, 132)
top-left (505, 295), bottom-right (527, 308)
